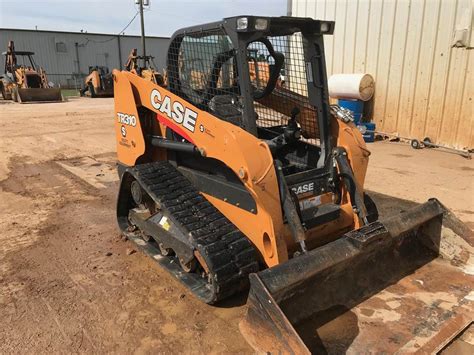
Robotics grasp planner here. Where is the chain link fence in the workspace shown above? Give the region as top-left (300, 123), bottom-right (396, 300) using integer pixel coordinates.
top-left (46, 73), bottom-right (88, 96)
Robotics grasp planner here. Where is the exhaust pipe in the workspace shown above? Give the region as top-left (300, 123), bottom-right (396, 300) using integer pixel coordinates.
top-left (240, 199), bottom-right (473, 354)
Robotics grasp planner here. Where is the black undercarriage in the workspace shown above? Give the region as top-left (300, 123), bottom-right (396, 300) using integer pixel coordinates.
top-left (117, 161), bottom-right (259, 304)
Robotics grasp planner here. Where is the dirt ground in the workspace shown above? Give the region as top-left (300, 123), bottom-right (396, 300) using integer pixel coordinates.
top-left (0, 97), bottom-right (472, 353)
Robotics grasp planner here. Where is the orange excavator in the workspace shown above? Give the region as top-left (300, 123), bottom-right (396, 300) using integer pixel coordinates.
top-left (112, 16), bottom-right (473, 353)
top-left (0, 41), bottom-right (62, 102)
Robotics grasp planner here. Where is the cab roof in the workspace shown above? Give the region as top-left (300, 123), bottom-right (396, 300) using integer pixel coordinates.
top-left (170, 15), bottom-right (335, 40)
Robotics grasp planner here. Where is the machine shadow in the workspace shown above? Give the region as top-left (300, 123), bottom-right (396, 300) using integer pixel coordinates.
top-left (365, 189), bottom-right (420, 219)
top-left (216, 291), bottom-right (249, 308)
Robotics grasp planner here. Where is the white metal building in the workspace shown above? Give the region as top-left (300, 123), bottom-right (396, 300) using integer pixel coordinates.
top-left (0, 28), bottom-right (169, 89)
top-left (291, 0), bottom-right (473, 149)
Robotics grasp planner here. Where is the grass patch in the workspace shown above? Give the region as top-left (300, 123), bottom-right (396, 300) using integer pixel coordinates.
top-left (61, 89), bottom-right (80, 98)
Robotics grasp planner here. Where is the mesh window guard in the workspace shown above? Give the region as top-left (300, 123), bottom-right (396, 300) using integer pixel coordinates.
top-left (250, 34), bottom-right (320, 143)
top-left (167, 29), bottom-right (320, 147)
top-left (168, 29), bottom-right (243, 126)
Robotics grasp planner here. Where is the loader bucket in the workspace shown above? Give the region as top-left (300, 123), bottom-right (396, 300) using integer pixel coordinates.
top-left (17, 88), bottom-right (63, 103)
top-left (240, 199), bottom-right (474, 354)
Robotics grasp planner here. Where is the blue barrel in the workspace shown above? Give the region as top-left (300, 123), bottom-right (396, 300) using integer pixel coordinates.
top-left (339, 99), bottom-right (364, 124)
top-left (360, 122), bottom-right (376, 143)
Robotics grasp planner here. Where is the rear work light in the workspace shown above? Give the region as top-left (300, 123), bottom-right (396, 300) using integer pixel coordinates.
top-left (255, 18), bottom-right (269, 31)
top-left (236, 17), bottom-right (269, 31)
top-left (237, 17), bottom-right (249, 30)
top-left (320, 21), bottom-right (331, 33)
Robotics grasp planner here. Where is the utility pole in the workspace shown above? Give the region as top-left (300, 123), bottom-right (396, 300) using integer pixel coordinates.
top-left (138, 0), bottom-right (147, 67)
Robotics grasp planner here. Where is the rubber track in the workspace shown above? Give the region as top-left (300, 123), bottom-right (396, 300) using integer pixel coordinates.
top-left (133, 161), bottom-right (259, 303)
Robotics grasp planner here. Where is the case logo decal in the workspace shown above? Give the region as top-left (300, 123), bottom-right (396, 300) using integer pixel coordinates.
top-left (150, 89), bottom-right (197, 132)
top-left (291, 182), bottom-right (314, 195)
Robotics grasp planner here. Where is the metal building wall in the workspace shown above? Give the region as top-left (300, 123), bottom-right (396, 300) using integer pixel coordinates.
top-left (292, 0), bottom-right (473, 149)
top-left (0, 29), bottom-right (169, 88)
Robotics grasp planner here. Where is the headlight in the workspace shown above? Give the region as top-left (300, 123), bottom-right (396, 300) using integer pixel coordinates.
top-left (255, 18), bottom-right (268, 31)
top-left (320, 21), bottom-right (330, 33)
top-left (237, 17), bottom-right (249, 30)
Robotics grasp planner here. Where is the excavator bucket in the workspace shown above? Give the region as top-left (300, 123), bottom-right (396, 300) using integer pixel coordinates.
top-left (16, 87), bottom-right (63, 103)
top-left (240, 199), bottom-right (474, 353)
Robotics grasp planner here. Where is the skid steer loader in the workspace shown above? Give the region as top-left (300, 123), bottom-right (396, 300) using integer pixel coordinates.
top-left (80, 66), bottom-right (114, 98)
top-left (0, 41), bottom-right (62, 102)
top-left (114, 16), bottom-right (473, 353)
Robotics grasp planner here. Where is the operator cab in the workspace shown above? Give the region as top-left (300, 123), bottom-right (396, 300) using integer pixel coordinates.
top-left (2, 49), bottom-right (44, 88)
top-left (167, 16), bottom-right (335, 175)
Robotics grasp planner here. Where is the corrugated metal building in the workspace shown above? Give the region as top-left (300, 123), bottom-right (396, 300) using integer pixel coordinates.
top-left (291, 0), bottom-right (473, 149)
top-left (0, 28), bottom-right (169, 89)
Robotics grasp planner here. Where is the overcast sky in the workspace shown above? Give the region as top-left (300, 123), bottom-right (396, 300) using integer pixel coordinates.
top-left (0, 0), bottom-right (288, 37)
